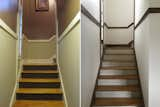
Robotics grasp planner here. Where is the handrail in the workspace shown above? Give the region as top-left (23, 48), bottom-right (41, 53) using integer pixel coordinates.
top-left (81, 5), bottom-right (100, 27)
top-left (135, 8), bottom-right (160, 29)
top-left (104, 22), bottom-right (134, 29)
top-left (58, 12), bottom-right (80, 43)
top-left (0, 19), bottom-right (18, 40)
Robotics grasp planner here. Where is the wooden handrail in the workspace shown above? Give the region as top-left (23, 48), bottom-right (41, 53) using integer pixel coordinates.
top-left (104, 22), bottom-right (134, 29)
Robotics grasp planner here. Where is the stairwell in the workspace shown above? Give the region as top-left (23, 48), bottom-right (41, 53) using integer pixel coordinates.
top-left (13, 64), bottom-right (64, 107)
top-left (92, 45), bottom-right (144, 107)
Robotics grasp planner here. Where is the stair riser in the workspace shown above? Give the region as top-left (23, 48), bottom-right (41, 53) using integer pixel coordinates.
top-left (96, 91), bottom-right (141, 98)
top-left (105, 49), bottom-right (134, 55)
top-left (98, 79), bottom-right (139, 86)
top-left (23, 66), bottom-right (57, 70)
top-left (93, 106), bottom-right (144, 107)
top-left (19, 82), bottom-right (60, 88)
top-left (16, 94), bottom-right (63, 100)
top-left (22, 73), bottom-right (59, 78)
top-left (102, 62), bottom-right (136, 67)
top-left (100, 70), bottom-right (137, 76)
top-left (103, 55), bottom-right (135, 61)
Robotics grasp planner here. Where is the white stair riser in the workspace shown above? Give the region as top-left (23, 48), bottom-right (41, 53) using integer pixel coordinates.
top-left (93, 106), bottom-right (142, 107)
top-left (102, 62), bottom-right (136, 67)
top-left (100, 70), bottom-right (137, 75)
top-left (96, 91), bottom-right (141, 98)
top-left (103, 55), bottom-right (135, 61)
top-left (105, 49), bottom-right (134, 54)
top-left (98, 79), bottom-right (138, 86)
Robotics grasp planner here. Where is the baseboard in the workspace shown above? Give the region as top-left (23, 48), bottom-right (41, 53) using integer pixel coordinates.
top-left (9, 67), bottom-right (22, 107)
top-left (57, 63), bottom-right (68, 107)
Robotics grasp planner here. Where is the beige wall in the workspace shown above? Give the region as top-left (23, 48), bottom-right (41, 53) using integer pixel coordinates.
top-left (23, 0), bottom-right (56, 40)
top-left (0, 23), bottom-right (17, 107)
top-left (0, 0), bottom-right (18, 32)
top-left (58, 22), bottom-right (80, 107)
top-left (23, 36), bottom-right (56, 63)
top-left (57, 0), bottom-right (80, 35)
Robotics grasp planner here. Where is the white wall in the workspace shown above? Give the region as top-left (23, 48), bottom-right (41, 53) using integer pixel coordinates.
top-left (81, 14), bottom-right (100, 107)
top-left (81, 0), bottom-right (100, 107)
top-left (149, 14), bottom-right (160, 107)
top-left (135, 1), bottom-right (160, 107)
top-left (104, 0), bottom-right (134, 44)
top-left (0, 19), bottom-right (17, 107)
top-left (135, 1), bottom-right (150, 107)
top-left (135, 17), bottom-right (150, 107)
top-left (58, 17), bottom-right (80, 107)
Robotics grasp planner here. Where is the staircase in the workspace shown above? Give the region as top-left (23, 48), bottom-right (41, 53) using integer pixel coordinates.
top-left (14, 64), bottom-right (64, 107)
top-left (92, 45), bottom-right (144, 107)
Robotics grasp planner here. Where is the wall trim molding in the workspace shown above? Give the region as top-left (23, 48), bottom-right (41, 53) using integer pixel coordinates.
top-left (58, 12), bottom-right (80, 43)
top-left (0, 19), bottom-right (18, 40)
top-left (57, 63), bottom-right (68, 107)
top-left (135, 8), bottom-right (160, 29)
top-left (9, 59), bottom-right (23, 107)
top-left (104, 22), bottom-right (134, 29)
top-left (81, 5), bottom-right (100, 27)
top-left (23, 34), bottom-right (56, 42)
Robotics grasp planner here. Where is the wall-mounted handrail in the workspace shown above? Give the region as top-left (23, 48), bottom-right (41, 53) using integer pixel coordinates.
top-left (0, 19), bottom-right (18, 40)
top-left (104, 22), bottom-right (134, 29)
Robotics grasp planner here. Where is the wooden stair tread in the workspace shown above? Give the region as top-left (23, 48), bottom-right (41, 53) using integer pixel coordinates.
top-left (98, 75), bottom-right (138, 79)
top-left (17, 88), bottom-right (62, 94)
top-left (96, 85), bottom-right (140, 91)
top-left (14, 100), bottom-right (64, 107)
top-left (101, 66), bottom-right (137, 70)
top-left (23, 70), bottom-right (58, 74)
top-left (95, 98), bottom-right (143, 106)
top-left (19, 78), bottom-right (60, 83)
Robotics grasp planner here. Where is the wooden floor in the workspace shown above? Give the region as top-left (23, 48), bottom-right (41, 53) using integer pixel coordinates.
top-left (14, 100), bottom-right (64, 107)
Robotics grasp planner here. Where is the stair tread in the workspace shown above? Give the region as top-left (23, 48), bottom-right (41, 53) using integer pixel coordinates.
top-left (17, 88), bottom-right (62, 94)
top-left (14, 100), bottom-right (64, 107)
top-left (23, 70), bottom-right (58, 74)
top-left (101, 66), bottom-right (137, 70)
top-left (98, 75), bottom-right (138, 79)
top-left (96, 85), bottom-right (140, 91)
top-left (94, 98), bottom-right (143, 106)
top-left (19, 78), bottom-right (60, 83)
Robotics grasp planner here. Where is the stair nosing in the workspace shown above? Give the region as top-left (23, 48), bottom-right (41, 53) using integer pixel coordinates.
top-left (17, 88), bottom-right (62, 94)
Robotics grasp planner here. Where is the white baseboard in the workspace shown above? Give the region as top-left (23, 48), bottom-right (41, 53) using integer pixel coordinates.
top-left (9, 68), bottom-right (22, 107)
top-left (57, 63), bottom-right (68, 107)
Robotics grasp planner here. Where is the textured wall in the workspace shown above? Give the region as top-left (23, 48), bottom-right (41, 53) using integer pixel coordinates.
top-left (0, 0), bottom-right (18, 32)
top-left (23, 0), bottom-right (56, 40)
top-left (57, 0), bottom-right (80, 35)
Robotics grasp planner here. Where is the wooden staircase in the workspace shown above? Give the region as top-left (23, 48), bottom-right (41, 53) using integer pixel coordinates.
top-left (92, 46), bottom-right (144, 107)
top-left (14, 64), bottom-right (64, 107)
